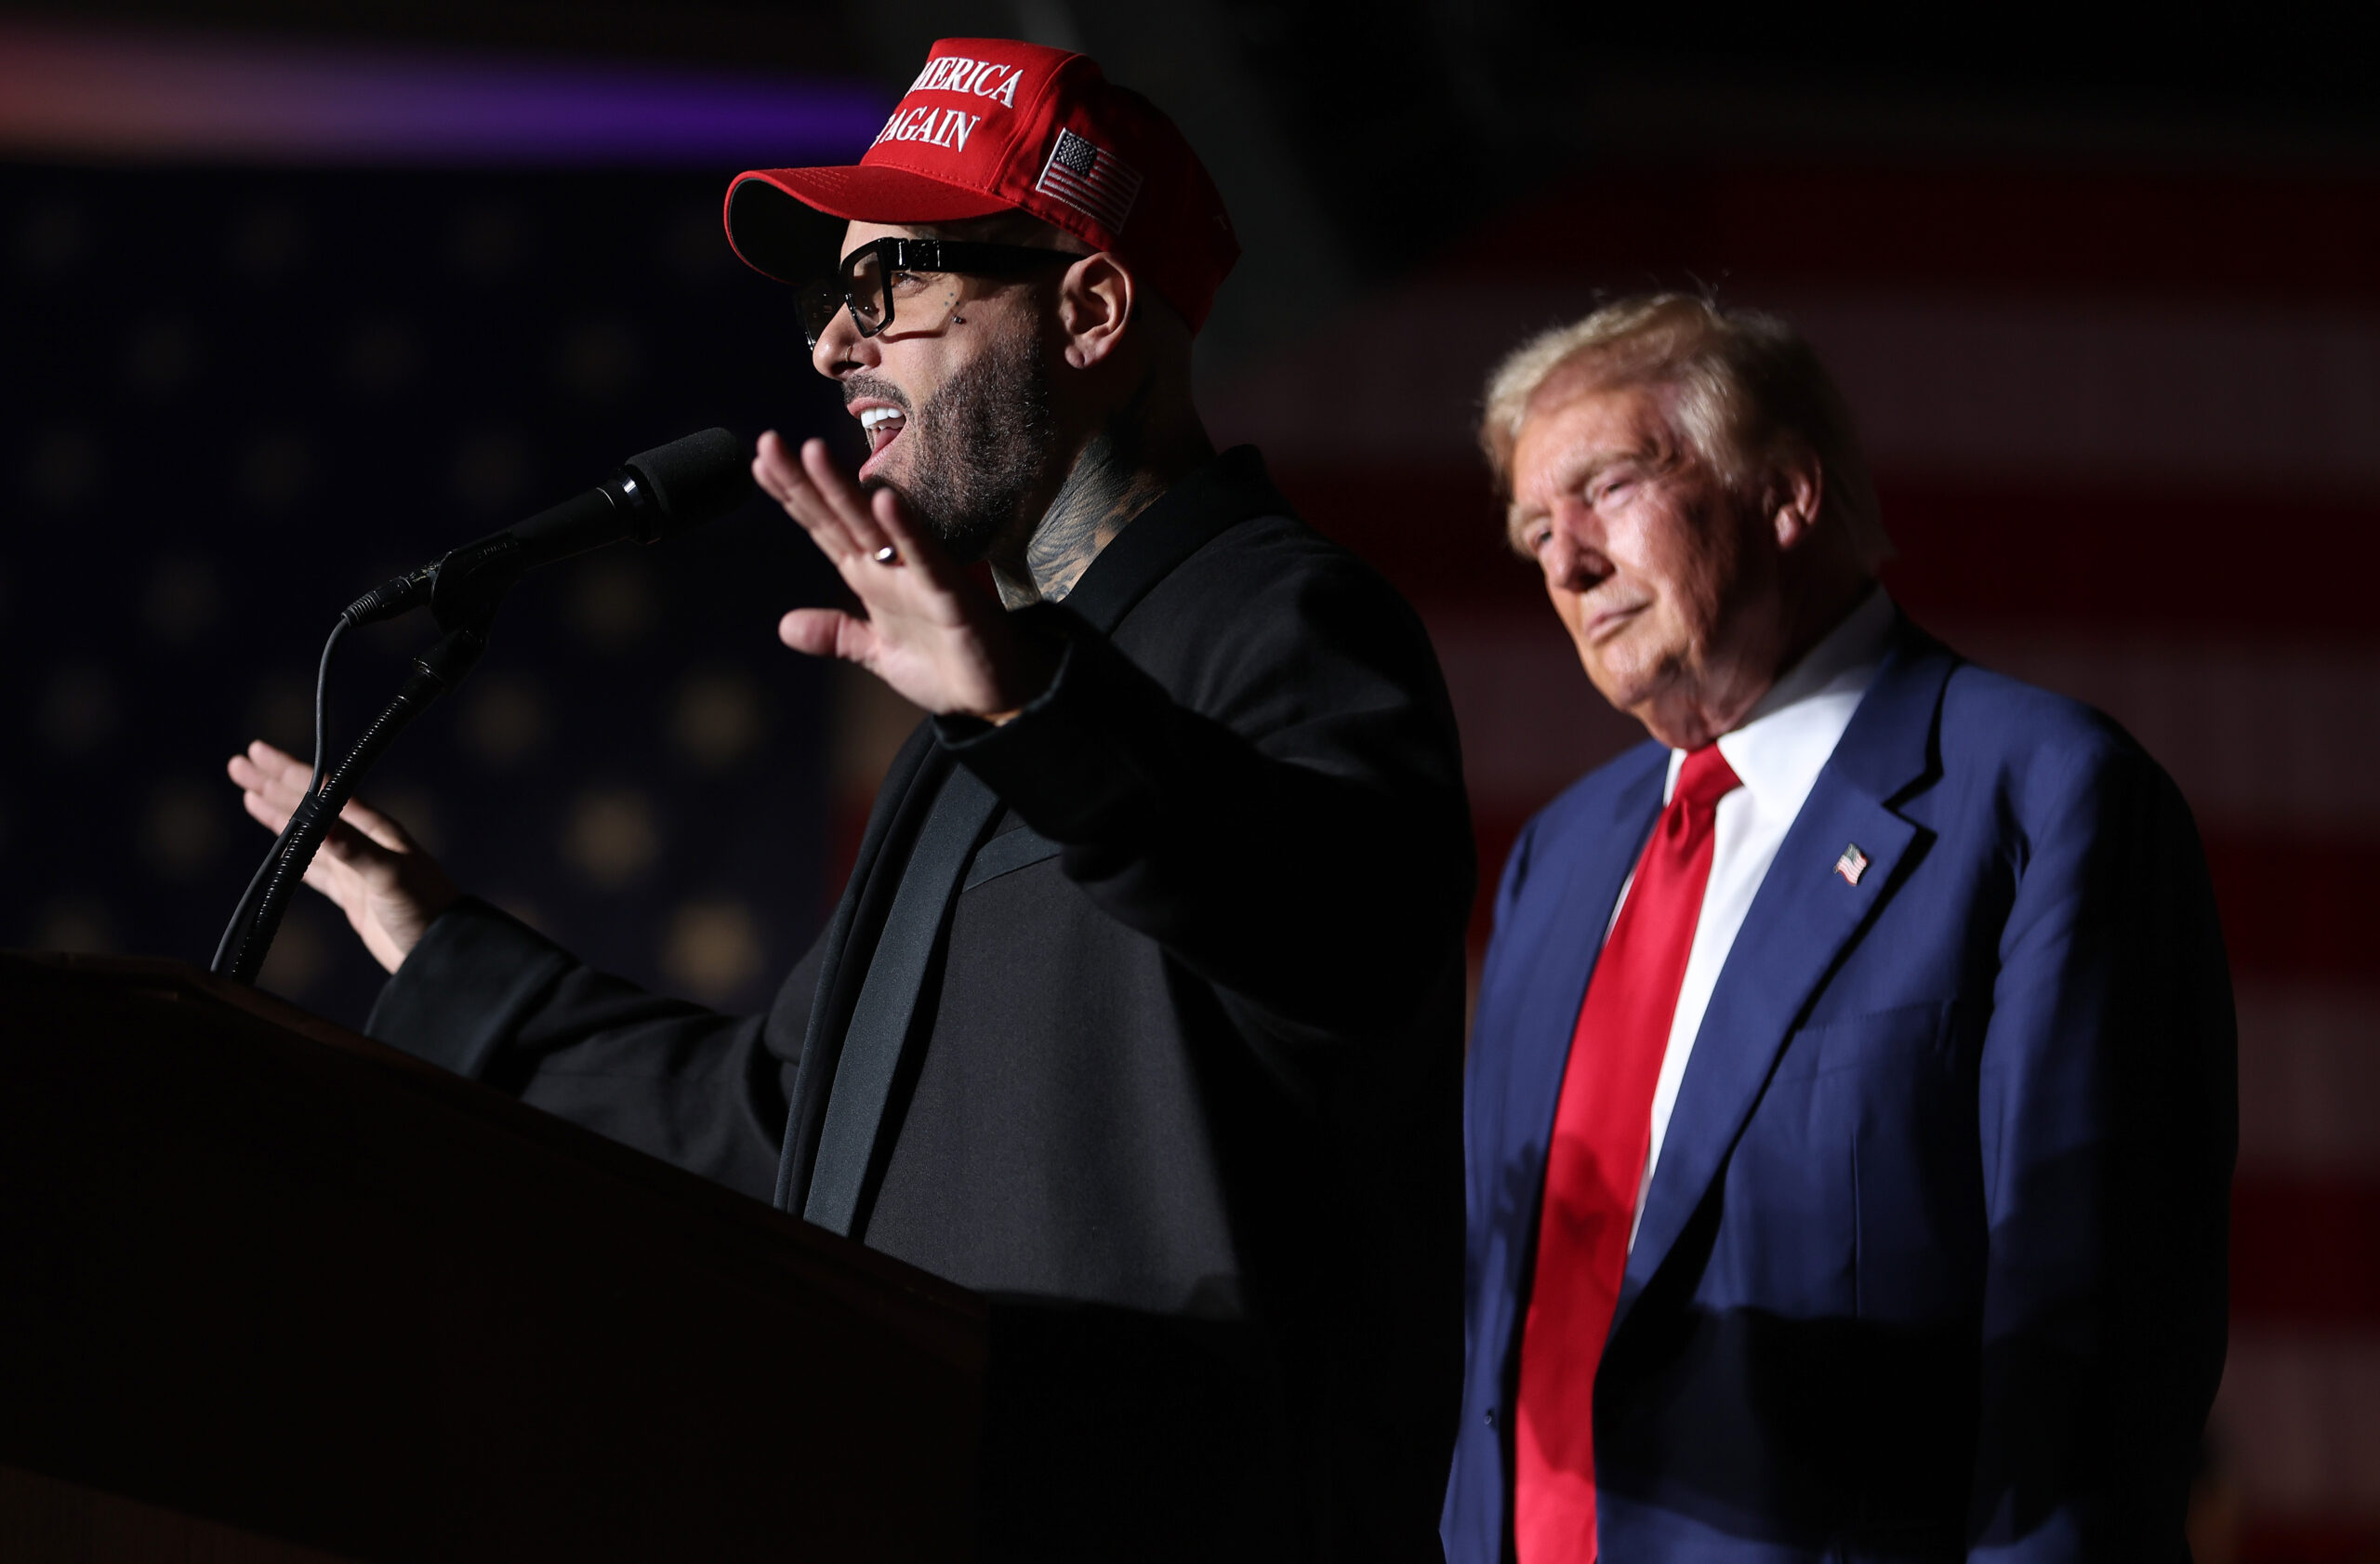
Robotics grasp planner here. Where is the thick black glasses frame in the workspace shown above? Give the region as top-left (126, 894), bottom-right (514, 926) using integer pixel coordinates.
top-left (798, 238), bottom-right (1076, 350)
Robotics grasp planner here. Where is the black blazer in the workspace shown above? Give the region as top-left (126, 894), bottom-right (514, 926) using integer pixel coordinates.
top-left (366, 447), bottom-right (1475, 1561)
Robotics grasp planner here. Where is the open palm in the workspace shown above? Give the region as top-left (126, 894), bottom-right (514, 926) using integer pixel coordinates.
top-left (753, 431), bottom-right (1049, 719)
top-left (224, 739), bottom-right (459, 974)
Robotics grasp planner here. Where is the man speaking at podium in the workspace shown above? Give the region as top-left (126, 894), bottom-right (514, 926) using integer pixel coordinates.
top-left (225, 38), bottom-right (1471, 1561)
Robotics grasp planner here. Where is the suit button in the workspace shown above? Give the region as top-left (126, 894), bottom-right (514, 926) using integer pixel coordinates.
top-left (1483, 1407), bottom-right (1498, 1429)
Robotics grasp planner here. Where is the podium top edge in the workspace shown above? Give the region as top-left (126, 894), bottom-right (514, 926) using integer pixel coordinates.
top-left (0, 949), bottom-right (993, 1358)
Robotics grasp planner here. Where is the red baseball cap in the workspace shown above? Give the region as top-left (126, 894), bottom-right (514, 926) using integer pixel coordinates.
top-left (723, 38), bottom-right (1240, 332)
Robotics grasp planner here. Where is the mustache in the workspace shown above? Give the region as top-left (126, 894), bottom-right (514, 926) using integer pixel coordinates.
top-left (841, 374), bottom-right (911, 416)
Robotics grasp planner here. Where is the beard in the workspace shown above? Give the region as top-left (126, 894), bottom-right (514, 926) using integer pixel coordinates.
top-left (859, 325), bottom-right (1054, 563)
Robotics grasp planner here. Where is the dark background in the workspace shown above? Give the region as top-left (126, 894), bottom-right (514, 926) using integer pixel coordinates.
top-left (6, 6), bottom-right (2378, 1559)
top-left (5, 162), bottom-right (848, 1021)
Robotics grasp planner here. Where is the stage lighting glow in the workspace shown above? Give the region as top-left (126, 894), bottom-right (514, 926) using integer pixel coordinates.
top-left (0, 20), bottom-right (889, 166)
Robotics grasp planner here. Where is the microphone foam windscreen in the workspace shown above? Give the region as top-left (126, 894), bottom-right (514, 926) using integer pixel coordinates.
top-left (627, 427), bottom-right (753, 532)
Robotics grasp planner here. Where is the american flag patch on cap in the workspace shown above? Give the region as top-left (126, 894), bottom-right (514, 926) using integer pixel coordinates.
top-left (1035, 128), bottom-right (1143, 233)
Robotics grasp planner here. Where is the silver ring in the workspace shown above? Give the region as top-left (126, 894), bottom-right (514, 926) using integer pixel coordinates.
top-left (871, 545), bottom-right (900, 564)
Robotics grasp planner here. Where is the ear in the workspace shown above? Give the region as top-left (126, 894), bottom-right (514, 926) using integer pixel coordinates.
top-left (1054, 251), bottom-right (1133, 369)
top-left (1767, 444), bottom-right (1826, 552)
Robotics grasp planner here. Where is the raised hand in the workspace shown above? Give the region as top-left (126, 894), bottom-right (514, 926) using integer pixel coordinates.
top-left (754, 431), bottom-right (1052, 719)
top-left (225, 740), bottom-right (460, 974)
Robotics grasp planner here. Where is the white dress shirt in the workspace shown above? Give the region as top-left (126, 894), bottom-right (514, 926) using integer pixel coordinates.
top-left (1621, 587), bottom-right (1900, 1243)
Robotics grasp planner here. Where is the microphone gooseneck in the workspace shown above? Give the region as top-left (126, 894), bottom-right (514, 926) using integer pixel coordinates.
top-left (323, 427), bottom-right (756, 639)
top-left (430, 426), bottom-right (754, 634)
top-left (208, 429), bottom-right (754, 984)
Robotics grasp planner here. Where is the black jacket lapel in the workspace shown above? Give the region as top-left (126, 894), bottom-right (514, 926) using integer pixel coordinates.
top-left (773, 723), bottom-right (943, 1212)
top-left (802, 765), bottom-right (1001, 1234)
top-left (1060, 444), bottom-right (1285, 636)
top-left (774, 445), bottom-right (1294, 1224)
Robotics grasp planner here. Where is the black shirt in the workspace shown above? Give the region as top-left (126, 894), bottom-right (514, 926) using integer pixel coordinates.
top-left (367, 446), bottom-right (1474, 1560)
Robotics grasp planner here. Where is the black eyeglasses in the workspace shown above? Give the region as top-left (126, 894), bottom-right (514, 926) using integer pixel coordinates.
top-left (798, 238), bottom-right (1077, 351)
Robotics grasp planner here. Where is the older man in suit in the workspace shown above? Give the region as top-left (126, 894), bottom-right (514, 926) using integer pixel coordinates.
top-left (1441, 294), bottom-right (2235, 1562)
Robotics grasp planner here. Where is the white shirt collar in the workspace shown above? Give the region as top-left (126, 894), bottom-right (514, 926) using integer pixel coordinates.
top-left (1663, 586), bottom-right (1898, 813)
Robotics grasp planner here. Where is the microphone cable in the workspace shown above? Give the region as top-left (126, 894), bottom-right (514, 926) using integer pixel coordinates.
top-left (207, 566), bottom-right (427, 979)
top-left (209, 614), bottom-right (346, 977)
top-left (205, 425), bottom-right (744, 983)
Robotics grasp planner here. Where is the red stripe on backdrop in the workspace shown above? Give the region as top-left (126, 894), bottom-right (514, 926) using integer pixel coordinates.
top-left (1269, 466), bottom-right (1516, 610)
top-left (1273, 463), bottom-right (2380, 640)
top-left (2205, 836), bottom-right (2380, 981)
top-left (2242, 1522), bottom-right (2380, 1564)
top-left (1443, 164), bottom-right (2380, 303)
top-left (1879, 484), bottom-right (2380, 636)
top-left (2233, 1178), bottom-right (2380, 1325)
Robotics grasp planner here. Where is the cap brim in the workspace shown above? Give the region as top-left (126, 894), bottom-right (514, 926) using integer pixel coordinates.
top-left (724, 167), bottom-right (1014, 283)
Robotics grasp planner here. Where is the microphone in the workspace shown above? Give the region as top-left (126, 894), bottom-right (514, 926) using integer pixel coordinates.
top-left (348, 428), bottom-right (753, 630)
top-left (210, 429), bottom-right (753, 985)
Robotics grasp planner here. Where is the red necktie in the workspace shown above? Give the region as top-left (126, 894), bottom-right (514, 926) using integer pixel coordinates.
top-left (1514, 744), bottom-right (1742, 1562)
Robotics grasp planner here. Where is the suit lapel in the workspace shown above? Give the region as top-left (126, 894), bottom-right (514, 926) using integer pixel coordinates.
top-left (1058, 444), bottom-right (1283, 636)
top-left (803, 764), bottom-right (1002, 1234)
top-left (1612, 627), bottom-right (1954, 1334)
top-left (774, 722), bottom-right (943, 1212)
top-left (1501, 753), bottom-right (1666, 1204)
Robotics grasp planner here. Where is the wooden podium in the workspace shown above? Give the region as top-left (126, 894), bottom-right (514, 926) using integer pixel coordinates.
top-left (0, 951), bottom-right (985, 1562)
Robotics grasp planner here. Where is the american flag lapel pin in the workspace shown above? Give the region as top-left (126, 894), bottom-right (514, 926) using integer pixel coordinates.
top-left (1834, 844), bottom-right (1870, 885)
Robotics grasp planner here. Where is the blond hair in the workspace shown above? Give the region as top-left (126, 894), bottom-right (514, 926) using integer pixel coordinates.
top-left (1479, 293), bottom-right (1891, 568)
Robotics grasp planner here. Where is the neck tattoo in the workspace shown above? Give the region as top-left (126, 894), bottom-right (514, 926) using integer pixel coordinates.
top-left (1012, 432), bottom-right (1166, 606)
top-left (992, 373), bottom-right (1174, 609)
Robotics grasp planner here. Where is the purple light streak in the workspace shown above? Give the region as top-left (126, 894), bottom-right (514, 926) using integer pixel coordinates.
top-left (0, 20), bottom-right (892, 166)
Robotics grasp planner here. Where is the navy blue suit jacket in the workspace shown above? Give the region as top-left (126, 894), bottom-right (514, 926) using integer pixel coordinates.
top-left (1443, 620), bottom-right (2235, 1562)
